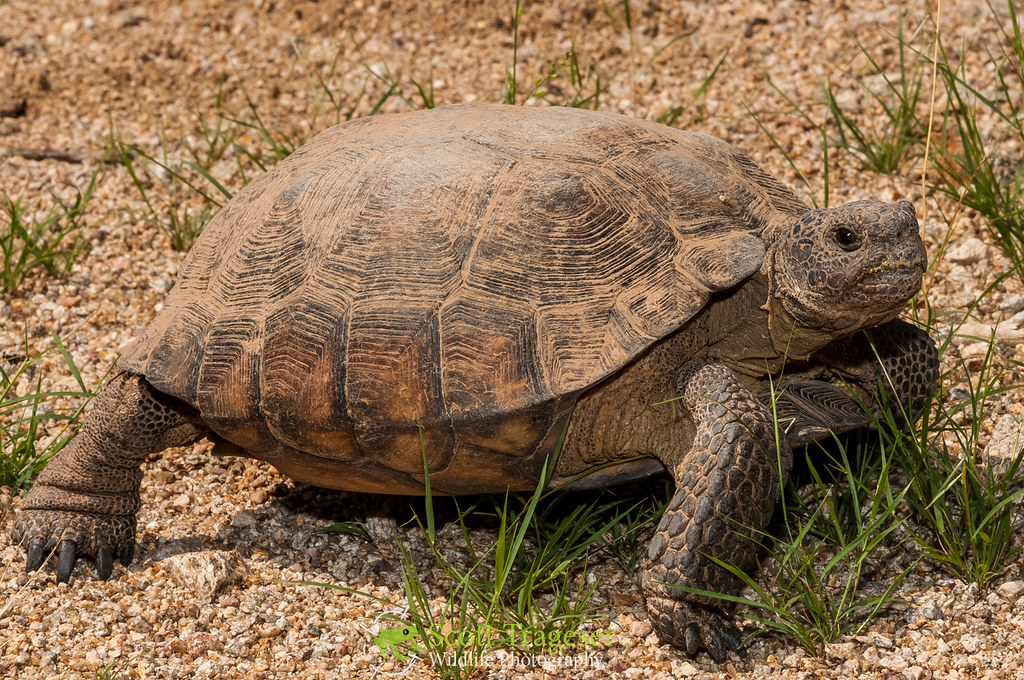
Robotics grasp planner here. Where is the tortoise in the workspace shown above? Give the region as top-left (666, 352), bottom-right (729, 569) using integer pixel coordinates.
top-left (12, 103), bottom-right (938, 660)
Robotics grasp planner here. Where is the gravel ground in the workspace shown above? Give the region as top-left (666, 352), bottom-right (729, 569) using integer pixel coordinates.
top-left (2, 0), bottom-right (1024, 678)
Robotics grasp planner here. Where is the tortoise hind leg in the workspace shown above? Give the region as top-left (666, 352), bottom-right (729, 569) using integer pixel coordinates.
top-left (11, 372), bottom-right (207, 582)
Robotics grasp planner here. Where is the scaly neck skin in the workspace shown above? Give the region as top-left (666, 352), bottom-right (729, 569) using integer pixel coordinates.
top-left (764, 295), bottom-right (839, 363)
top-left (703, 269), bottom-right (838, 379)
top-left (702, 272), bottom-right (783, 378)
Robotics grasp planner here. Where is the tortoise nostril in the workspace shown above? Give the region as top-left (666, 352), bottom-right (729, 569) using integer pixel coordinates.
top-left (899, 215), bottom-right (918, 240)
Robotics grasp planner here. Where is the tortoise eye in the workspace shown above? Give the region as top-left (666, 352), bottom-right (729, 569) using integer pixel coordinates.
top-left (835, 226), bottom-right (860, 251)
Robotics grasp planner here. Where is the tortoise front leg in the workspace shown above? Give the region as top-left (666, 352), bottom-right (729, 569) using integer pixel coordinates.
top-left (758, 319), bottom-right (938, 447)
top-left (823, 318), bottom-right (939, 422)
top-left (11, 372), bottom-right (207, 582)
top-left (779, 318), bottom-right (939, 431)
top-left (643, 359), bottom-right (792, 661)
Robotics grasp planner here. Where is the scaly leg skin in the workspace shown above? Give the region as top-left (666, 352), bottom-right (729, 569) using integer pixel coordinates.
top-left (820, 318), bottom-right (939, 423)
top-left (760, 318), bottom-right (939, 447)
top-left (643, 359), bottom-right (792, 662)
top-left (11, 372), bottom-right (207, 583)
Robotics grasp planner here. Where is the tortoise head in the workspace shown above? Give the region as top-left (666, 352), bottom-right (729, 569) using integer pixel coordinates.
top-left (767, 199), bottom-right (926, 355)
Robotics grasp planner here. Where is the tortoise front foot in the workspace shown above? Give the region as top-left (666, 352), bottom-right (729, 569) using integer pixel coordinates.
top-left (12, 508), bottom-right (135, 582)
top-left (646, 596), bottom-right (744, 662)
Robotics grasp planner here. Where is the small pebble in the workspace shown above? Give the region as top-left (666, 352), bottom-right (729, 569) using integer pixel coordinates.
top-left (946, 237), bottom-right (989, 264)
top-left (161, 550), bottom-right (249, 602)
top-left (629, 620), bottom-right (653, 638)
top-left (675, 661), bottom-right (698, 676)
top-left (997, 580), bottom-right (1024, 602)
top-left (917, 600), bottom-right (945, 620)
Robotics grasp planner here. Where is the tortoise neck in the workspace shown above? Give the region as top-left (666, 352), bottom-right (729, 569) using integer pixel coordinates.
top-left (702, 272), bottom-right (780, 377)
top-left (702, 266), bottom-right (840, 377)
top-left (765, 295), bottom-right (837, 362)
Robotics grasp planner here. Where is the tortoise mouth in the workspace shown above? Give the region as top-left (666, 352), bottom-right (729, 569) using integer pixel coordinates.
top-left (853, 258), bottom-right (925, 288)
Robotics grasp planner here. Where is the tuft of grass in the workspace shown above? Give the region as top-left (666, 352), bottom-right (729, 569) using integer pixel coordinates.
top-left (730, 294), bottom-right (1024, 658)
top-left (109, 43), bottom-right (409, 252)
top-left (503, 0), bottom-right (700, 118)
top-left (292, 41), bottom-right (404, 127)
top-left (747, 81), bottom-right (834, 209)
top-left (809, 1), bottom-right (1023, 280)
top-left (392, 460), bottom-right (625, 678)
top-left (729, 499), bottom-right (912, 656)
top-left (395, 502), bottom-right (603, 678)
top-left (92, 657), bottom-right (131, 680)
top-left (597, 482), bottom-right (671, 576)
top-left (710, 493), bottom-right (914, 656)
top-left (289, 436), bottom-right (647, 678)
top-left (228, 86), bottom-right (306, 168)
top-left (228, 56), bottom-right (404, 175)
top-left (534, 43), bottom-right (608, 110)
top-left (180, 81), bottom-right (239, 172)
top-left (757, 10), bottom-right (926, 207)
top-left (503, 0), bottom-right (524, 105)
top-left (113, 123), bottom-right (231, 252)
top-left (319, 520), bottom-right (371, 541)
top-left (656, 48), bottom-right (726, 128)
top-left (928, 0), bottom-right (1024, 279)
top-left (894, 304), bottom-right (1024, 590)
top-left (0, 168), bottom-right (101, 294)
top-left (675, 380), bottom-right (916, 656)
top-left (409, 66), bottom-right (437, 110)
top-left (822, 12), bottom-right (928, 173)
top-left (0, 330), bottom-right (96, 493)
top-left (369, 426), bottom-right (663, 678)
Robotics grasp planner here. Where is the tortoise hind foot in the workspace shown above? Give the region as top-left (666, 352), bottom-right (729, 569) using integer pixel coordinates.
top-left (646, 595), bottom-right (745, 662)
top-left (12, 372), bottom-right (207, 582)
top-left (13, 509), bottom-right (135, 583)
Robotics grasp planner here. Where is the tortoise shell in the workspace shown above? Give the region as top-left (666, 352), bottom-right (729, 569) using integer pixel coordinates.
top-left (118, 104), bottom-right (808, 494)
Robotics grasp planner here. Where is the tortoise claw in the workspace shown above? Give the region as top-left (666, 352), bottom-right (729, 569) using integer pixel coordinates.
top-left (56, 539), bottom-right (77, 584)
top-left (119, 541), bottom-right (135, 568)
top-left (684, 622), bottom-right (702, 657)
top-left (96, 548), bottom-right (114, 580)
top-left (648, 596), bottom-right (745, 662)
top-left (25, 539), bottom-right (46, 572)
top-left (13, 508), bottom-right (138, 582)
top-left (720, 622), bottom-right (745, 656)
